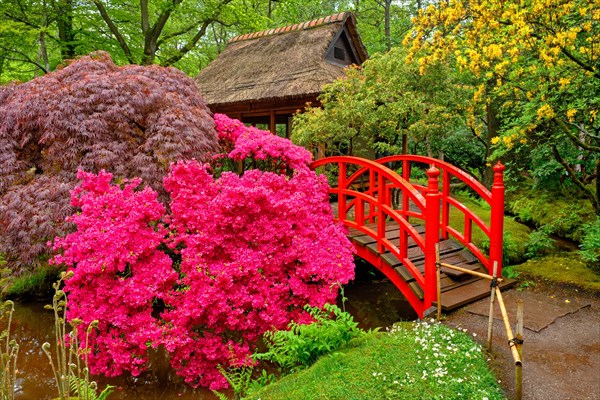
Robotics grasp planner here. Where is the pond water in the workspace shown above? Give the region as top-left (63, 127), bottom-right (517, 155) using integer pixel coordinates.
top-left (6, 260), bottom-right (415, 399)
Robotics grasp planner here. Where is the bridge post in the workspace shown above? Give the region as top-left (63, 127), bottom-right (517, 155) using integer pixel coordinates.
top-left (489, 162), bottom-right (505, 276)
top-left (424, 166), bottom-right (441, 313)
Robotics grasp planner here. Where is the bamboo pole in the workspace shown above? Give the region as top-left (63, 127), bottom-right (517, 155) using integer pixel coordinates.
top-left (487, 261), bottom-right (498, 352)
top-left (494, 287), bottom-right (522, 366)
top-left (515, 299), bottom-right (524, 400)
top-left (438, 262), bottom-right (504, 282)
top-left (436, 243), bottom-right (442, 321)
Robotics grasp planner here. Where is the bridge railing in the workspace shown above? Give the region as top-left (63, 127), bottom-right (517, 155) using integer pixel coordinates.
top-left (310, 156), bottom-right (442, 315)
top-left (370, 155), bottom-right (505, 275)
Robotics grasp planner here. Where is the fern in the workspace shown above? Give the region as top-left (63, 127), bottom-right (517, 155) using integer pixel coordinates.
top-left (68, 376), bottom-right (114, 400)
top-left (214, 364), bottom-right (254, 400)
top-left (211, 390), bottom-right (231, 400)
top-left (255, 303), bottom-right (364, 372)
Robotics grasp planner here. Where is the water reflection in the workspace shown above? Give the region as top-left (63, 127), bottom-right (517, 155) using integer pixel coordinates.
top-left (6, 260), bottom-right (415, 399)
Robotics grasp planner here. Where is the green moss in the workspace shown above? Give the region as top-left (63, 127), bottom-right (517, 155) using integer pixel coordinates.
top-left (514, 253), bottom-right (600, 293)
top-left (506, 185), bottom-right (595, 242)
top-left (246, 323), bottom-right (505, 400)
top-left (3, 265), bottom-right (60, 299)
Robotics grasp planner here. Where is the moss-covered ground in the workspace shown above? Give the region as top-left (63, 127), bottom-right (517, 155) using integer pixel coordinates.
top-left (246, 322), bottom-right (505, 400)
top-left (513, 253), bottom-right (600, 293)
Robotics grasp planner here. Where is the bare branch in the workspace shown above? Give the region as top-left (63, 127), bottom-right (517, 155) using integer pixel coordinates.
top-left (161, 20), bottom-right (211, 66)
top-left (91, 0), bottom-right (136, 64)
top-left (160, 0), bottom-right (234, 66)
top-left (571, 122), bottom-right (600, 140)
top-left (147, 0), bottom-right (183, 44)
top-left (0, 45), bottom-right (48, 73)
top-left (554, 118), bottom-right (600, 152)
top-left (157, 21), bottom-right (202, 46)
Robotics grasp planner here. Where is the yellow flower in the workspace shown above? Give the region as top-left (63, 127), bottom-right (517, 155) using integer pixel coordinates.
top-left (491, 136), bottom-right (500, 145)
top-left (537, 104), bottom-right (555, 120)
top-left (566, 109), bottom-right (577, 122)
top-left (558, 77), bottom-right (571, 88)
top-left (502, 136), bottom-right (514, 148)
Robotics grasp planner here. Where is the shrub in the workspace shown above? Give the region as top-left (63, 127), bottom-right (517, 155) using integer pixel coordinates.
top-left (0, 51), bottom-right (219, 275)
top-left (51, 115), bottom-right (355, 390)
top-left (525, 225), bottom-right (556, 259)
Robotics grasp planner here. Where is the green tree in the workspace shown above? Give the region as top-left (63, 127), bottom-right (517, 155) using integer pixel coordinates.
top-left (406, 0), bottom-right (600, 213)
top-left (0, 0), bottom-right (268, 79)
top-left (292, 47), bottom-right (467, 160)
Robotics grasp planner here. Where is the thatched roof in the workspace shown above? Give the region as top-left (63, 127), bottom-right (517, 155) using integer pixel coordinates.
top-left (195, 12), bottom-right (367, 108)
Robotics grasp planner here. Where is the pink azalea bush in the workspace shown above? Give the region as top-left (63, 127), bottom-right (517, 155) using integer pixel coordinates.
top-left (51, 114), bottom-right (355, 389)
top-left (212, 113), bottom-right (312, 173)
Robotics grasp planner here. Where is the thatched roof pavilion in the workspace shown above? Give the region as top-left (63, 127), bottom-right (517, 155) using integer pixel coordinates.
top-left (195, 12), bottom-right (368, 136)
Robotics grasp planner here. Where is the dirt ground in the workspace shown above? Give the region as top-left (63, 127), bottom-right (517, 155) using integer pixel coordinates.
top-left (443, 282), bottom-right (600, 400)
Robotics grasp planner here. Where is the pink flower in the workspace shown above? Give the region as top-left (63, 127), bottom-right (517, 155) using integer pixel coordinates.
top-left (50, 116), bottom-right (355, 388)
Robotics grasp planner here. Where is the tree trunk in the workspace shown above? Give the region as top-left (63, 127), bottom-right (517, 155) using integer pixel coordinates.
top-left (384, 0), bottom-right (391, 51)
top-left (426, 135), bottom-right (433, 157)
top-left (482, 101), bottom-right (499, 188)
top-left (36, 31), bottom-right (50, 76)
top-left (57, 0), bottom-right (76, 59)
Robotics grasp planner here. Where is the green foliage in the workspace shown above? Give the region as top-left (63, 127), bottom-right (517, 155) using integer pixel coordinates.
top-left (254, 304), bottom-right (365, 372)
top-left (407, 0), bottom-right (600, 214)
top-left (69, 376), bottom-right (114, 400)
top-left (436, 129), bottom-right (487, 180)
top-left (451, 192), bottom-right (530, 265)
top-left (214, 365), bottom-right (255, 400)
top-left (479, 232), bottom-right (520, 267)
top-left (3, 264), bottom-right (59, 299)
top-left (214, 365), bottom-right (277, 400)
top-left (292, 47), bottom-right (467, 158)
top-left (525, 225), bottom-right (556, 259)
top-left (0, 300), bottom-right (18, 400)
top-left (502, 265), bottom-right (520, 280)
top-left (247, 321), bottom-right (505, 400)
top-left (579, 217), bottom-right (600, 271)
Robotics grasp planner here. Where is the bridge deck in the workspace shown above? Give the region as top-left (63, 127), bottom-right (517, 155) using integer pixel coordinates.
top-left (347, 222), bottom-right (515, 312)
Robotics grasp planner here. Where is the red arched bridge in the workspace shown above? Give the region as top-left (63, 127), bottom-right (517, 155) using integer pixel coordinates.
top-left (310, 155), bottom-right (514, 318)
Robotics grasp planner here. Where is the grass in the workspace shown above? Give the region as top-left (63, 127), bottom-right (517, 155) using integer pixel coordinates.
top-left (246, 321), bottom-right (505, 400)
top-left (514, 253), bottom-right (600, 293)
